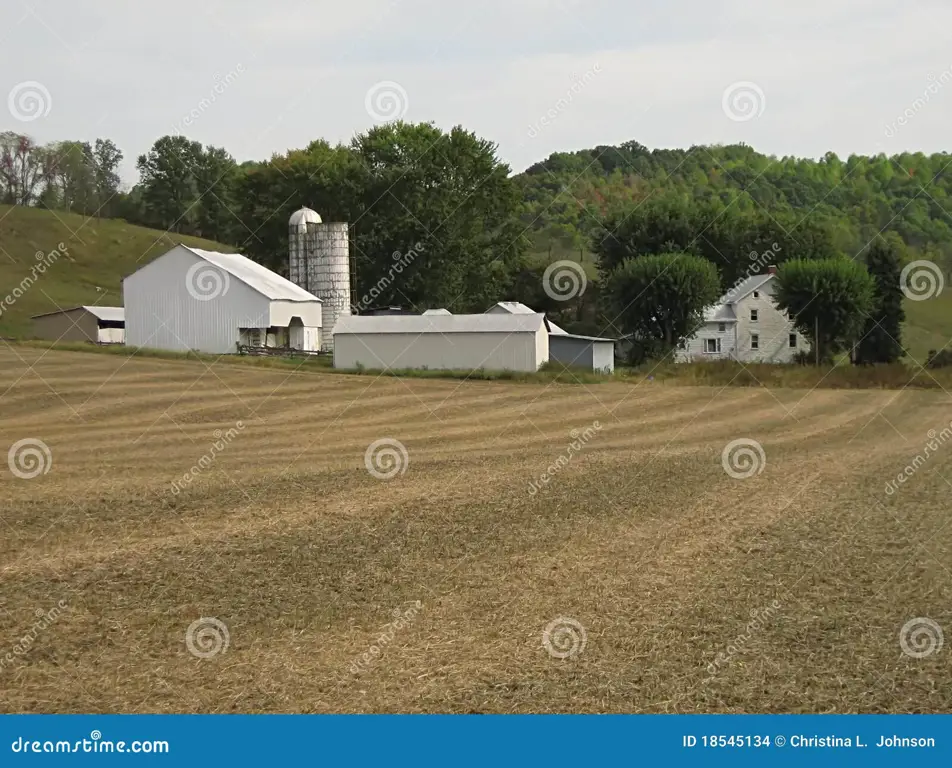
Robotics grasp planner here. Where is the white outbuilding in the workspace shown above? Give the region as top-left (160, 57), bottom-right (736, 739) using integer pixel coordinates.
top-left (485, 301), bottom-right (569, 334)
top-left (123, 244), bottom-right (323, 354)
top-left (333, 313), bottom-right (549, 372)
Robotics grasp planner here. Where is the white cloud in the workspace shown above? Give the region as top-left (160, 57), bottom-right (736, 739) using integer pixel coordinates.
top-left (2, 0), bottom-right (951, 184)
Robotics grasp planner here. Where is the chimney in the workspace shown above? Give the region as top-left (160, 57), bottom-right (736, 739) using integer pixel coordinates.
top-left (767, 265), bottom-right (778, 275)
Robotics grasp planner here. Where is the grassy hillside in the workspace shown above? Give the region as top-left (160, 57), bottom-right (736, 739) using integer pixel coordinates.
top-left (0, 205), bottom-right (233, 337)
top-left (902, 291), bottom-right (952, 365)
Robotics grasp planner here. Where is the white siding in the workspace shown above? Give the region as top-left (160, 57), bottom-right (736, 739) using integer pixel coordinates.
top-left (676, 322), bottom-right (737, 362)
top-left (124, 245), bottom-right (271, 353)
top-left (97, 327), bottom-right (124, 344)
top-left (289, 324), bottom-right (320, 351)
top-left (269, 300), bottom-right (322, 329)
top-left (592, 341), bottom-right (614, 373)
top-left (734, 284), bottom-right (806, 363)
top-left (676, 279), bottom-right (808, 363)
top-left (535, 326), bottom-right (549, 368)
top-left (334, 330), bottom-right (546, 372)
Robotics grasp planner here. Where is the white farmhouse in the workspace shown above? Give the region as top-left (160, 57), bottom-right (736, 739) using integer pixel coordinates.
top-left (123, 245), bottom-right (323, 354)
top-left (676, 268), bottom-right (808, 363)
top-left (333, 313), bottom-right (549, 372)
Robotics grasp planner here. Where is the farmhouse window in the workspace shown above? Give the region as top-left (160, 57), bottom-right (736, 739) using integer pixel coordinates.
top-left (753, 291), bottom-right (760, 298)
top-left (789, 333), bottom-right (797, 348)
top-left (751, 334), bottom-right (759, 350)
top-left (705, 338), bottom-right (721, 353)
top-left (718, 322), bottom-right (726, 332)
top-left (750, 309), bottom-right (758, 321)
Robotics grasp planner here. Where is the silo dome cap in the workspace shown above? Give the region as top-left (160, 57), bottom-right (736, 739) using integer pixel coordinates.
top-left (289, 207), bottom-right (322, 226)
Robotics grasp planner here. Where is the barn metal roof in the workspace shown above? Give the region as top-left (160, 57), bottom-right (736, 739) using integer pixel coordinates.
top-left (184, 247), bottom-right (321, 303)
top-left (334, 313), bottom-right (546, 335)
top-left (486, 301), bottom-right (568, 335)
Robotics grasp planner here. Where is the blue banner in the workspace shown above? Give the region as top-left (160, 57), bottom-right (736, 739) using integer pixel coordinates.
top-left (1, 715), bottom-right (948, 765)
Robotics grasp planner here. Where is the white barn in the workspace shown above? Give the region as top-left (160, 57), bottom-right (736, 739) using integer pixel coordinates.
top-left (123, 245), bottom-right (323, 354)
top-left (676, 269), bottom-right (808, 363)
top-left (333, 313), bottom-right (549, 372)
top-left (486, 301), bottom-right (615, 373)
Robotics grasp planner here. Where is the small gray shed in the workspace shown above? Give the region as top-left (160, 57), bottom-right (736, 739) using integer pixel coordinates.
top-left (32, 306), bottom-right (125, 344)
top-left (548, 332), bottom-right (615, 373)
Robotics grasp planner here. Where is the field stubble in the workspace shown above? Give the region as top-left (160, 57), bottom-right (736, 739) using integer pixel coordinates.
top-left (0, 346), bottom-right (949, 713)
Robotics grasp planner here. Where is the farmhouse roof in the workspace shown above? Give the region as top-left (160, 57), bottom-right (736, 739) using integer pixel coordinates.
top-left (703, 304), bottom-right (737, 323)
top-left (719, 273), bottom-right (774, 305)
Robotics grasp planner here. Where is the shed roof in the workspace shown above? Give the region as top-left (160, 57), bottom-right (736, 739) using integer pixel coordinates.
top-left (334, 313), bottom-right (546, 335)
top-left (32, 305), bottom-right (124, 322)
top-left (422, 308), bottom-right (452, 315)
top-left (83, 306), bottom-right (125, 322)
top-left (183, 246), bottom-right (321, 303)
top-left (550, 332), bottom-right (617, 343)
top-left (487, 301), bottom-right (568, 335)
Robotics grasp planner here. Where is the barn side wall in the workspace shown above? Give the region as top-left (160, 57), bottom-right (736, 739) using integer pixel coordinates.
top-left (333, 331), bottom-right (542, 372)
top-left (124, 245), bottom-right (270, 354)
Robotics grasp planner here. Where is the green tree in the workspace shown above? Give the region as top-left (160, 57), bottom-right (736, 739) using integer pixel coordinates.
top-left (774, 258), bottom-right (875, 363)
top-left (593, 196), bottom-right (838, 292)
top-left (231, 140), bottom-right (363, 271)
top-left (854, 239), bottom-right (905, 364)
top-left (192, 145), bottom-right (238, 243)
top-left (136, 135), bottom-right (203, 232)
top-left (603, 252), bottom-right (721, 362)
top-left (91, 138), bottom-right (123, 218)
top-left (47, 140), bottom-right (96, 214)
top-left (350, 121), bottom-right (527, 310)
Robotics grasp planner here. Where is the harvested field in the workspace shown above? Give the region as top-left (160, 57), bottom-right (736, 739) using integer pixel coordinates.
top-left (0, 345), bottom-right (950, 713)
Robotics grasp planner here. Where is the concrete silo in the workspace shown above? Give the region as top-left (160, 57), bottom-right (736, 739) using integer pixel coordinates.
top-left (288, 207), bottom-right (352, 352)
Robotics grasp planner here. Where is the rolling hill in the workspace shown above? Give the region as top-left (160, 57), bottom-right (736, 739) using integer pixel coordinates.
top-left (0, 205), bottom-right (233, 337)
top-left (1, 204), bottom-right (949, 364)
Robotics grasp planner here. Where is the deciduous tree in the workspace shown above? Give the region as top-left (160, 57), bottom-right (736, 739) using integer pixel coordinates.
top-left (775, 258), bottom-right (875, 363)
top-left (603, 252), bottom-right (721, 362)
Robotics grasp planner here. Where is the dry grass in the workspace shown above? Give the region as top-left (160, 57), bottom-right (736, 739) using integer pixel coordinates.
top-left (0, 345), bottom-right (950, 713)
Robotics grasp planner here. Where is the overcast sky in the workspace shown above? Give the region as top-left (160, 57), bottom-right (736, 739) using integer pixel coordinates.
top-left (2, 0), bottom-right (951, 186)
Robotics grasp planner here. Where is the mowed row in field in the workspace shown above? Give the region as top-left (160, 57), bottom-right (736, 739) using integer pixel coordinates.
top-left (0, 345), bottom-right (950, 713)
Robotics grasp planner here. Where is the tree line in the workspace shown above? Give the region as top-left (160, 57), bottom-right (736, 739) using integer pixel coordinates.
top-left (1, 132), bottom-right (122, 217)
top-left (0, 126), bottom-right (922, 364)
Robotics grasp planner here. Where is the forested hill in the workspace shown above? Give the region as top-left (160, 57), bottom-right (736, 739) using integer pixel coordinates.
top-left (513, 141), bottom-right (952, 271)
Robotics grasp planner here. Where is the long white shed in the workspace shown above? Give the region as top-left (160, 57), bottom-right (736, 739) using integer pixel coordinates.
top-left (333, 313), bottom-right (549, 372)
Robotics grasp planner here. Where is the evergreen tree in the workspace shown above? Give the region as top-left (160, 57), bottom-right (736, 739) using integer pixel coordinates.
top-left (855, 239), bottom-right (905, 364)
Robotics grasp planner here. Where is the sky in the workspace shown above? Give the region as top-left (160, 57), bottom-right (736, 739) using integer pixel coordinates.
top-left (2, 0), bottom-right (952, 187)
